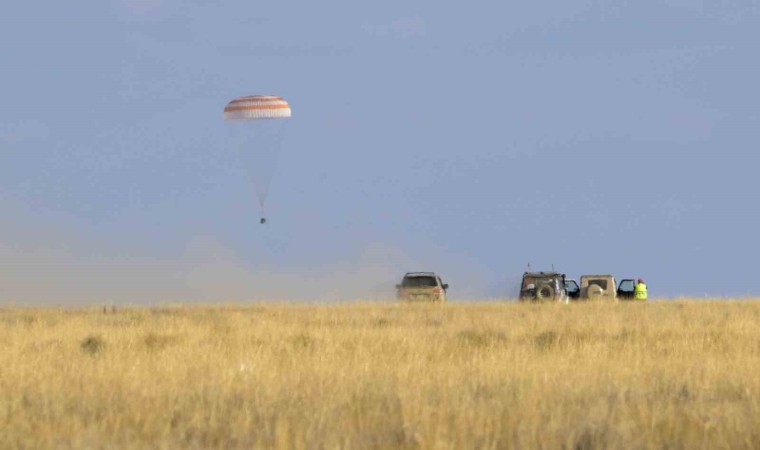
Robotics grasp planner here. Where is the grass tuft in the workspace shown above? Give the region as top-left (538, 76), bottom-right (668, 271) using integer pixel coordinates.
top-left (533, 330), bottom-right (559, 350)
top-left (80, 335), bottom-right (105, 355)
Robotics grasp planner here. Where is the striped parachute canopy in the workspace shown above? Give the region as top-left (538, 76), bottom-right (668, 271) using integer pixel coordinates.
top-left (223, 95), bottom-right (291, 121)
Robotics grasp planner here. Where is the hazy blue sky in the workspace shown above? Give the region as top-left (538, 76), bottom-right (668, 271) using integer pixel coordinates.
top-left (1, 0), bottom-right (759, 303)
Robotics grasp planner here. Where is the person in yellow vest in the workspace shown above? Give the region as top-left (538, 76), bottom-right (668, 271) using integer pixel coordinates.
top-left (634, 278), bottom-right (648, 301)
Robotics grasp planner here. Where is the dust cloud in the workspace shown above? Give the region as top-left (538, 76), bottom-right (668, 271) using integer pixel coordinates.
top-left (0, 236), bottom-right (430, 305)
top-left (0, 190), bottom-right (494, 305)
top-left (0, 216), bottom-right (486, 305)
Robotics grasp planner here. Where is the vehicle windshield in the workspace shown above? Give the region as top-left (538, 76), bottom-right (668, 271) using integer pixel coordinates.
top-left (522, 277), bottom-right (557, 289)
top-left (401, 276), bottom-right (438, 288)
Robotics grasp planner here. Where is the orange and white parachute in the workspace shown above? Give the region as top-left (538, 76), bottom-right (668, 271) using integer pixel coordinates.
top-left (223, 94), bottom-right (292, 221)
top-left (223, 95), bottom-right (291, 121)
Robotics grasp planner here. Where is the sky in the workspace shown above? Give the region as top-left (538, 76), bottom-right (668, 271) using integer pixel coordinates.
top-left (1, 0), bottom-right (759, 303)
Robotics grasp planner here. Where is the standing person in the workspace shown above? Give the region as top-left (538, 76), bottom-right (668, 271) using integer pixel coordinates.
top-left (635, 278), bottom-right (648, 301)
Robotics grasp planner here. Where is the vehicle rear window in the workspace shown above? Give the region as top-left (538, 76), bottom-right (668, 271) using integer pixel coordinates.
top-left (402, 276), bottom-right (438, 288)
top-left (523, 277), bottom-right (555, 288)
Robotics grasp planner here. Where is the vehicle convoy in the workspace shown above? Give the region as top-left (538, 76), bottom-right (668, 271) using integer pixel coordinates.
top-left (579, 275), bottom-right (637, 301)
top-left (519, 272), bottom-right (579, 302)
top-left (396, 272), bottom-right (449, 302)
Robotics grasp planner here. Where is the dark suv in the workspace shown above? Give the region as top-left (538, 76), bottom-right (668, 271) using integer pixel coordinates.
top-left (396, 272), bottom-right (449, 303)
top-left (519, 271), bottom-right (579, 303)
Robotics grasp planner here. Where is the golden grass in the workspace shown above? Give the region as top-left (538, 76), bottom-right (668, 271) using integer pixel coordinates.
top-left (2, 300), bottom-right (760, 449)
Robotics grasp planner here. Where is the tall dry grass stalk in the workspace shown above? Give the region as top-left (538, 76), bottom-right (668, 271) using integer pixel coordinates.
top-left (1, 301), bottom-right (760, 449)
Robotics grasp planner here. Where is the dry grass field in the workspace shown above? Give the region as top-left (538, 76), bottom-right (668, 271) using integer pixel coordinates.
top-left (2, 300), bottom-right (760, 449)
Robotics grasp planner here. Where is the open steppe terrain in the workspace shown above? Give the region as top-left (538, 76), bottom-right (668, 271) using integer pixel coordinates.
top-left (2, 300), bottom-right (760, 449)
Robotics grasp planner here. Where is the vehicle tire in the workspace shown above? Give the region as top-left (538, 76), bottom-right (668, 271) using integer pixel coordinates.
top-left (536, 284), bottom-right (555, 301)
top-left (588, 284), bottom-right (604, 298)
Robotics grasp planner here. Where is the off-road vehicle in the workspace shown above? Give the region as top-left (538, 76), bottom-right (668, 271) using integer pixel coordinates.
top-left (580, 274), bottom-right (617, 300)
top-left (579, 275), bottom-right (638, 301)
top-left (519, 272), bottom-right (578, 302)
top-left (396, 272), bottom-right (448, 303)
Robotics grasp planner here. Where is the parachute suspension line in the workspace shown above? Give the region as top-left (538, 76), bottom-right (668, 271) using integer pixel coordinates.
top-left (249, 117), bottom-right (289, 209)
